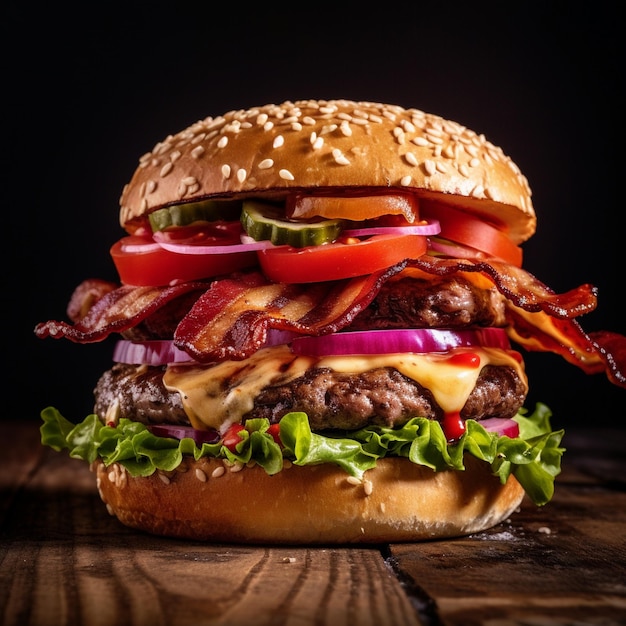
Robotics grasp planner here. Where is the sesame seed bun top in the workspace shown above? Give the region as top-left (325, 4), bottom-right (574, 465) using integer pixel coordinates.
top-left (119, 99), bottom-right (536, 244)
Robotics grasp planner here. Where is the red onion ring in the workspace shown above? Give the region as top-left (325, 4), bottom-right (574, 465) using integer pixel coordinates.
top-left (290, 328), bottom-right (511, 357)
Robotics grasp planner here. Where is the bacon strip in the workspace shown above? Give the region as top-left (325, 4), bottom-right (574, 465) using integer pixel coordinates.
top-left (406, 256), bottom-right (599, 319)
top-left (34, 282), bottom-right (209, 343)
top-left (173, 269), bottom-right (402, 361)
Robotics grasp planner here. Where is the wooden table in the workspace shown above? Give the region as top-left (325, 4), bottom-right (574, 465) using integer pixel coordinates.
top-left (1, 420), bottom-right (625, 626)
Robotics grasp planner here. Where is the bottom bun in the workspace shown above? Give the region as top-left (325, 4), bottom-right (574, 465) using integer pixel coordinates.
top-left (92, 455), bottom-right (525, 544)
top-left (92, 457), bottom-right (524, 544)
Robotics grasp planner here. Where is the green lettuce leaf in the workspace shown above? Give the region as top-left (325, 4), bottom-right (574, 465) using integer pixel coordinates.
top-left (40, 402), bottom-right (564, 506)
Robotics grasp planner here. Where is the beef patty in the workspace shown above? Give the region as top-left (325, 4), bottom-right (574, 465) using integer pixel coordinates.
top-left (94, 361), bottom-right (526, 432)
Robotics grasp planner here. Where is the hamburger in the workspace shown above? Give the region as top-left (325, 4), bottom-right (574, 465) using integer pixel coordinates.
top-left (35, 99), bottom-right (625, 543)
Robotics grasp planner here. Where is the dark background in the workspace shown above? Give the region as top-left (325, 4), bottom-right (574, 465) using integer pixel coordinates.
top-left (7, 2), bottom-right (624, 429)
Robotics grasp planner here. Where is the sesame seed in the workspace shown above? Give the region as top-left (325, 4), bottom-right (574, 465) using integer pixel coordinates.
top-left (424, 160), bottom-right (436, 176)
top-left (146, 180), bottom-right (157, 193)
top-left (469, 157), bottom-right (481, 168)
top-left (320, 124), bottom-right (337, 135)
top-left (404, 152), bottom-right (418, 166)
top-left (191, 146), bottom-right (205, 158)
top-left (279, 169), bottom-right (295, 180)
top-left (217, 136), bottom-right (228, 149)
top-left (258, 158), bottom-right (274, 169)
top-left (413, 136), bottom-right (429, 147)
top-left (339, 120), bottom-right (352, 136)
top-left (273, 135), bottom-right (285, 148)
top-left (347, 476), bottom-right (361, 486)
top-left (221, 164), bottom-right (231, 178)
top-left (363, 480), bottom-right (373, 496)
top-left (256, 113), bottom-right (268, 125)
top-left (263, 121), bottom-right (274, 131)
top-left (332, 148), bottom-right (350, 165)
top-left (472, 184), bottom-right (485, 198)
top-left (195, 468), bottom-right (208, 482)
top-left (182, 176), bottom-right (197, 186)
top-left (229, 461), bottom-right (244, 473)
top-left (158, 472), bottom-right (170, 485)
top-left (159, 162), bottom-right (173, 177)
top-left (426, 134), bottom-right (444, 145)
top-left (443, 145), bottom-right (456, 159)
top-left (400, 175), bottom-right (412, 186)
top-left (237, 168), bottom-right (247, 183)
top-left (459, 163), bottom-right (470, 178)
top-left (425, 125), bottom-right (443, 137)
top-left (211, 466), bottom-right (225, 478)
top-left (312, 136), bottom-right (324, 150)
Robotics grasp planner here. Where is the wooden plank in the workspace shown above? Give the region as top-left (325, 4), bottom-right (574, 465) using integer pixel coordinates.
top-left (0, 422), bottom-right (421, 626)
top-left (389, 428), bottom-right (626, 625)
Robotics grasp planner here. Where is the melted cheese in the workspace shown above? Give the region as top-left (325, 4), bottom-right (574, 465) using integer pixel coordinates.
top-left (163, 345), bottom-right (526, 433)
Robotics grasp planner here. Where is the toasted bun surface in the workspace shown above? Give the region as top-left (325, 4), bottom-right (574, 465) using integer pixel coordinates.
top-left (93, 455), bottom-right (525, 544)
top-left (120, 99), bottom-right (535, 243)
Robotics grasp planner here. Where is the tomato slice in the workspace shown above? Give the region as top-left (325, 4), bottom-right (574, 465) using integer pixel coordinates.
top-left (111, 236), bottom-right (257, 286)
top-left (258, 234), bottom-right (427, 283)
top-left (421, 204), bottom-right (523, 266)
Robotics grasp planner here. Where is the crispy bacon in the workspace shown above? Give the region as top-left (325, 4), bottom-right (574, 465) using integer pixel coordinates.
top-left (407, 256), bottom-right (599, 319)
top-left (173, 268), bottom-right (402, 361)
top-left (34, 282), bottom-right (209, 343)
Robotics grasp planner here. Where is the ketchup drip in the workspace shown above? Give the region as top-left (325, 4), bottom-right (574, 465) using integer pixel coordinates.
top-left (440, 351), bottom-right (480, 441)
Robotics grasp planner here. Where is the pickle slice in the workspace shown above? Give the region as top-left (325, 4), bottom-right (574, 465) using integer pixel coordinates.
top-left (241, 201), bottom-right (344, 247)
top-left (148, 199), bottom-right (242, 232)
